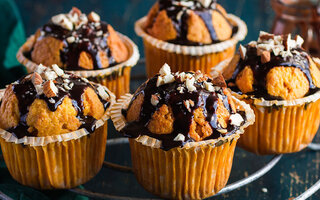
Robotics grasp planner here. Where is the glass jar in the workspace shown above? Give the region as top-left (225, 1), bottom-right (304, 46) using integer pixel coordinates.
top-left (271, 0), bottom-right (320, 56)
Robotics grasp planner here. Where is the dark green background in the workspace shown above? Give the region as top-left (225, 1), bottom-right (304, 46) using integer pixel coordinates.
top-left (1, 0), bottom-right (320, 199)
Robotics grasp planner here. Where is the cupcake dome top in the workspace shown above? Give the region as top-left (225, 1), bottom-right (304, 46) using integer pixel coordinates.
top-left (0, 64), bottom-right (112, 138)
top-left (30, 7), bottom-right (129, 70)
top-left (123, 64), bottom-right (249, 150)
top-left (225, 31), bottom-right (320, 100)
top-left (144, 0), bottom-right (235, 45)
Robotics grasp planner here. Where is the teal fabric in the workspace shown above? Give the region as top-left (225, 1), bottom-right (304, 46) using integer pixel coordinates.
top-left (0, 1), bottom-right (87, 199)
top-left (0, 0), bottom-right (26, 88)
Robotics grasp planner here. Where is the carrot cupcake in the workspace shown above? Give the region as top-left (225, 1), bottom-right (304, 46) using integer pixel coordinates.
top-left (135, 0), bottom-right (247, 77)
top-left (111, 64), bottom-right (254, 199)
top-left (0, 64), bottom-right (115, 189)
top-left (224, 31), bottom-right (320, 155)
top-left (17, 7), bottom-right (139, 98)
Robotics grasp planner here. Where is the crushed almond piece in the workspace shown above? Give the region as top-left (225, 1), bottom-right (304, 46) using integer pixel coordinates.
top-left (43, 80), bottom-right (58, 98)
top-left (261, 51), bottom-right (271, 63)
top-left (88, 11), bottom-right (100, 22)
top-left (32, 72), bottom-right (43, 86)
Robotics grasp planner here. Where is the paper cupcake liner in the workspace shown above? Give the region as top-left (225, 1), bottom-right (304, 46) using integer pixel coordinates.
top-left (135, 14), bottom-right (247, 77)
top-left (233, 90), bottom-right (320, 155)
top-left (110, 93), bottom-right (254, 198)
top-left (16, 32), bottom-right (139, 98)
top-left (0, 87), bottom-right (115, 189)
top-left (129, 136), bottom-right (237, 199)
top-left (0, 123), bottom-right (108, 189)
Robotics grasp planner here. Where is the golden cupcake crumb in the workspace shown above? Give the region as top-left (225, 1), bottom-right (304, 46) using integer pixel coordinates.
top-left (266, 66), bottom-right (309, 100)
top-left (189, 108), bottom-right (212, 141)
top-left (235, 66), bottom-right (254, 93)
top-left (211, 10), bottom-right (232, 41)
top-left (147, 10), bottom-right (177, 41)
top-left (147, 104), bottom-right (174, 134)
top-left (0, 86), bottom-right (20, 130)
top-left (187, 11), bottom-right (211, 44)
top-left (31, 36), bottom-right (64, 67)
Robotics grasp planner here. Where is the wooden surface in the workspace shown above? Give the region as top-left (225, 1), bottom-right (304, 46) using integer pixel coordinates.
top-left (6, 0), bottom-right (320, 199)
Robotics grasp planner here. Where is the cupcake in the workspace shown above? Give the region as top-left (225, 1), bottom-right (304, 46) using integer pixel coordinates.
top-left (111, 64), bottom-right (254, 199)
top-left (0, 64), bottom-right (115, 189)
top-left (223, 31), bottom-right (320, 155)
top-left (135, 0), bottom-right (247, 78)
top-left (17, 7), bottom-right (139, 98)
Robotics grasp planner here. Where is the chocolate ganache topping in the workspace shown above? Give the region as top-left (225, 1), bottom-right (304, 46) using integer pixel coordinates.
top-left (147, 0), bottom-right (236, 45)
top-left (227, 31), bottom-right (320, 100)
top-left (31, 8), bottom-right (127, 70)
top-left (5, 64), bottom-right (111, 138)
top-left (122, 64), bottom-right (247, 150)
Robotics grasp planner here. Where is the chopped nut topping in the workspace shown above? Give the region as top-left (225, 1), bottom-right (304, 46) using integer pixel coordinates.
top-left (255, 31), bottom-right (305, 59)
top-left (260, 51), bottom-right (271, 63)
top-left (35, 64), bottom-right (47, 75)
top-left (97, 85), bottom-right (110, 100)
top-left (183, 99), bottom-right (194, 112)
top-left (43, 80), bottom-right (58, 98)
top-left (197, 0), bottom-right (212, 7)
top-left (218, 129), bottom-right (228, 134)
top-left (229, 113), bottom-right (244, 126)
top-left (88, 11), bottom-right (100, 22)
top-left (151, 94), bottom-right (160, 106)
top-left (211, 74), bottom-right (227, 87)
top-left (51, 64), bottom-right (64, 76)
top-left (204, 81), bottom-right (214, 92)
top-left (69, 7), bottom-right (82, 17)
top-left (172, 0), bottom-right (194, 7)
top-left (51, 14), bottom-right (73, 31)
top-left (159, 63), bottom-right (171, 76)
top-left (173, 133), bottom-right (185, 142)
top-left (66, 36), bottom-right (75, 43)
top-left (96, 30), bottom-right (103, 36)
top-left (185, 77), bottom-right (196, 92)
top-left (32, 72), bottom-right (43, 86)
top-left (43, 70), bottom-right (58, 81)
top-left (157, 64), bottom-right (175, 87)
top-left (175, 72), bottom-right (186, 82)
top-left (295, 35), bottom-right (304, 47)
top-left (239, 44), bottom-right (247, 59)
top-left (258, 31), bottom-right (274, 41)
top-left (63, 83), bottom-right (72, 90)
top-left (177, 86), bottom-right (184, 93)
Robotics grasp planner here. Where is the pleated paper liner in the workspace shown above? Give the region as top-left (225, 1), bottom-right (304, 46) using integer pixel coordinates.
top-left (232, 90), bottom-right (320, 155)
top-left (16, 32), bottom-right (140, 98)
top-left (210, 57), bottom-right (320, 155)
top-left (110, 94), bottom-right (254, 199)
top-left (0, 87), bottom-right (115, 189)
top-left (135, 14), bottom-right (247, 78)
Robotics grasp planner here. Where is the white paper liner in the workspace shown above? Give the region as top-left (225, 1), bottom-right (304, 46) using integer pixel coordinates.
top-left (0, 84), bottom-right (115, 147)
top-left (16, 32), bottom-right (140, 78)
top-left (111, 93), bottom-right (255, 150)
top-left (134, 14), bottom-right (247, 56)
top-left (239, 90), bottom-right (320, 107)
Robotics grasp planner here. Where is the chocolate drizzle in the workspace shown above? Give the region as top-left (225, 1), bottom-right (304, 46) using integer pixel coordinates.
top-left (228, 46), bottom-right (320, 100)
top-left (39, 21), bottom-right (116, 70)
top-left (122, 74), bottom-right (246, 150)
top-left (7, 74), bottom-right (110, 139)
top-left (158, 0), bottom-right (234, 45)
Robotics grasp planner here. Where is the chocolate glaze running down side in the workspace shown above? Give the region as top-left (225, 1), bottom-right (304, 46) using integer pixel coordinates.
top-left (122, 74), bottom-right (246, 150)
top-left (7, 74), bottom-right (110, 139)
top-left (158, 0), bottom-right (235, 45)
top-left (37, 21), bottom-right (116, 70)
top-left (228, 46), bottom-right (320, 100)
